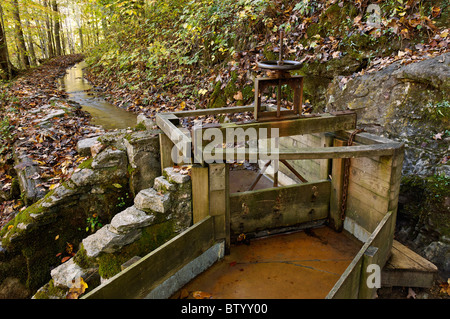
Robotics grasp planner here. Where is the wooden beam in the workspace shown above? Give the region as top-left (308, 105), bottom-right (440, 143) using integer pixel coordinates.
top-left (326, 211), bottom-right (393, 299)
top-left (202, 142), bottom-right (402, 162)
top-left (191, 165), bottom-right (209, 224)
top-left (329, 139), bottom-right (346, 232)
top-left (156, 113), bottom-right (191, 164)
top-left (159, 133), bottom-right (174, 170)
top-left (169, 105), bottom-right (254, 118)
top-left (82, 217), bottom-right (215, 299)
top-left (381, 240), bottom-right (438, 288)
top-left (198, 112), bottom-right (356, 145)
top-left (209, 163), bottom-right (230, 252)
top-left (229, 181), bottom-right (330, 237)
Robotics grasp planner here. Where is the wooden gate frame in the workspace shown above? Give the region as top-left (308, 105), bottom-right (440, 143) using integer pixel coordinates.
top-left (83, 104), bottom-right (404, 299)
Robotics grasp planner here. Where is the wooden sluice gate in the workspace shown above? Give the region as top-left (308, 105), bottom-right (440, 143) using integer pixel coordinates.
top-left (82, 45), bottom-right (437, 299)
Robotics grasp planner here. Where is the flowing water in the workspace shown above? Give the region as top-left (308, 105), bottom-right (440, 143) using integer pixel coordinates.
top-left (59, 61), bottom-right (137, 130)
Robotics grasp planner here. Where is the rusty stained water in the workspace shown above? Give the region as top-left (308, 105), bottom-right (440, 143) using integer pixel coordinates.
top-left (59, 61), bottom-right (138, 130)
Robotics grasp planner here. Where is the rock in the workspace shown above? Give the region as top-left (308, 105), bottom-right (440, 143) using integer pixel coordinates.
top-left (91, 147), bottom-right (127, 170)
top-left (423, 241), bottom-right (450, 273)
top-left (82, 225), bottom-right (141, 258)
top-left (153, 176), bottom-right (175, 193)
top-left (51, 258), bottom-right (87, 288)
top-left (326, 53), bottom-right (450, 177)
top-left (76, 136), bottom-right (101, 156)
top-left (13, 152), bottom-right (46, 205)
top-left (134, 188), bottom-right (171, 214)
top-left (123, 130), bottom-right (161, 195)
top-left (70, 169), bottom-right (96, 187)
top-left (163, 167), bottom-right (191, 184)
top-left (110, 206), bottom-right (155, 234)
top-left (0, 277), bottom-right (30, 299)
top-left (137, 114), bottom-right (156, 130)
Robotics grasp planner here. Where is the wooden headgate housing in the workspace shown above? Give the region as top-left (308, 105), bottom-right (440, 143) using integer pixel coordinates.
top-left (83, 104), bottom-right (407, 299)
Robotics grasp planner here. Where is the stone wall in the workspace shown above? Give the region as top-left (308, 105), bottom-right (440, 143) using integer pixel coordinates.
top-left (32, 167), bottom-right (192, 299)
top-left (0, 126), bottom-right (173, 298)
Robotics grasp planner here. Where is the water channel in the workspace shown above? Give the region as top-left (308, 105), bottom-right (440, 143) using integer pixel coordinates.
top-left (59, 61), bottom-right (137, 130)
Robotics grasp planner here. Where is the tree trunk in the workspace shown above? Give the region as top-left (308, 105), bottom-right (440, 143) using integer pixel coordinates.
top-left (11, 0), bottom-right (30, 69)
top-left (43, 0), bottom-right (54, 58)
top-left (0, 4), bottom-right (12, 79)
top-left (52, 0), bottom-right (61, 56)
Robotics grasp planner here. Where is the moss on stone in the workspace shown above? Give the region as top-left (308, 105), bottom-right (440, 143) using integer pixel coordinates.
top-left (78, 158), bottom-right (93, 169)
top-left (400, 174), bottom-right (450, 238)
top-left (97, 220), bottom-right (176, 279)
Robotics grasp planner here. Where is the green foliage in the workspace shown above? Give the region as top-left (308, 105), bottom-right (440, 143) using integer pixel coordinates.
top-left (86, 0), bottom-right (273, 98)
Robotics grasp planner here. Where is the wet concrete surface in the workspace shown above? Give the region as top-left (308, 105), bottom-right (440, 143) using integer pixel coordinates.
top-left (173, 226), bottom-right (362, 299)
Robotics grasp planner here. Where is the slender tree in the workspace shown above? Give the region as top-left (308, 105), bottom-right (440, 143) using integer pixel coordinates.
top-left (52, 0), bottom-right (61, 56)
top-left (0, 4), bottom-right (13, 79)
top-left (11, 0), bottom-right (30, 68)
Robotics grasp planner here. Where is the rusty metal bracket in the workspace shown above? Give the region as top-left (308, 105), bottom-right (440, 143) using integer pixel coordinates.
top-left (340, 128), bottom-right (365, 221)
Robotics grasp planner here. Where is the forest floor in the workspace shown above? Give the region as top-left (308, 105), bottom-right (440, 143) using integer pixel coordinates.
top-left (0, 48), bottom-right (449, 301)
top-left (0, 54), bottom-right (103, 229)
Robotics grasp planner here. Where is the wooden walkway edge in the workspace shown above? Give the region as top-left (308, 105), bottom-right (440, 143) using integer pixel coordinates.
top-left (381, 240), bottom-right (438, 288)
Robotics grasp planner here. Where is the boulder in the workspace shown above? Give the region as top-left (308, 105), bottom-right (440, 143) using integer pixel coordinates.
top-left (82, 225), bottom-right (141, 258)
top-left (91, 148), bottom-right (127, 170)
top-left (76, 136), bottom-right (101, 157)
top-left (123, 130), bottom-right (161, 195)
top-left (110, 206), bottom-right (155, 234)
top-left (134, 188), bottom-right (171, 214)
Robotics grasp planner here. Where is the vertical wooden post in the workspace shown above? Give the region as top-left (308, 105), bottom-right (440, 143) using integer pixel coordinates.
top-left (329, 138), bottom-right (346, 231)
top-left (209, 163), bottom-right (230, 253)
top-left (359, 246), bottom-right (380, 299)
top-left (159, 133), bottom-right (174, 171)
top-left (192, 165), bottom-right (209, 224)
top-left (319, 133), bottom-right (334, 180)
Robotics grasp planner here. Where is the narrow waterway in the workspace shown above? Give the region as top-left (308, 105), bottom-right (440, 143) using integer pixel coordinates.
top-left (59, 61), bottom-right (137, 130)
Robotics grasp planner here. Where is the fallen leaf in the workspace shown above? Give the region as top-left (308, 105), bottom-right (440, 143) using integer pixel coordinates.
top-left (112, 183), bottom-right (122, 188)
top-left (193, 291), bottom-right (212, 299)
top-left (233, 91), bottom-right (243, 100)
top-left (61, 256), bottom-right (71, 263)
top-left (66, 277), bottom-right (88, 299)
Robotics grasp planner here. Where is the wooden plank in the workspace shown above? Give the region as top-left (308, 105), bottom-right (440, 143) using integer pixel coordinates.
top-left (209, 163), bottom-right (230, 251)
top-left (229, 181), bottom-right (330, 237)
top-left (82, 216), bottom-right (215, 299)
top-left (191, 165), bottom-right (209, 224)
top-left (329, 139), bottom-right (346, 232)
top-left (335, 130), bottom-right (399, 145)
top-left (359, 246), bottom-right (380, 299)
top-left (170, 105), bottom-right (254, 118)
top-left (381, 240), bottom-right (438, 288)
top-left (155, 114), bottom-right (191, 164)
top-left (159, 133), bottom-right (174, 170)
top-left (202, 143), bottom-right (400, 162)
top-left (200, 112), bottom-right (357, 144)
top-left (327, 211), bottom-right (393, 299)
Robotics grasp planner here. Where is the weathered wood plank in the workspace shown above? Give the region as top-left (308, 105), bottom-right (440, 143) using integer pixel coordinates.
top-left (229, 181), bottom-right (330, 237)
top-left (155, 114), bottom-right (191, 164)
top-left (82, 217), bottom-right (215, 299)
top-left (170, 105), bottom-right (254, 118)
top-left (381, 240), bottom-right (438, 288)
top-left (200, 112), bottom-right (357, 144)
top-left (329, 139), bottom-right (345, 232)
top-left (209, 163), bottom-right (230, 250)
top-left (191, 165), bottom-right (209, 224)
top-left (201, 143), bottom-right (400, 162)
top-left (327, 211), bottom-right (393, 299)
top-left (159, 133), bottom-right (174, 170)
